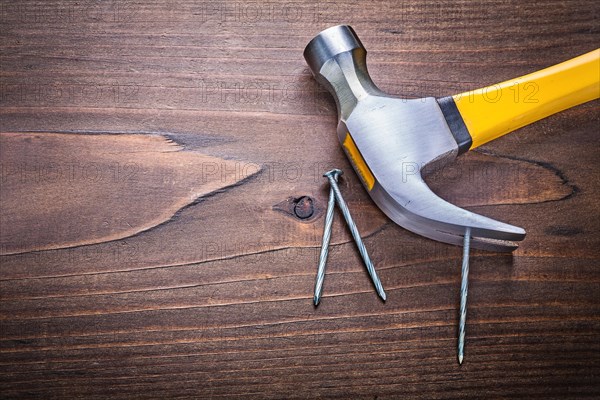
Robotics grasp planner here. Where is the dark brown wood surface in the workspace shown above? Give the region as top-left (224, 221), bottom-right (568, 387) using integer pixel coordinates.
top-left (1, 1), bottom-right (599, 398)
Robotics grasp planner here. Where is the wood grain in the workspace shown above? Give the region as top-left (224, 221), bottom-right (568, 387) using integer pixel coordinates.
top-left (1, 0), bottom-right (599, 399)
top-left (0, 132), bottom-right (260, 254)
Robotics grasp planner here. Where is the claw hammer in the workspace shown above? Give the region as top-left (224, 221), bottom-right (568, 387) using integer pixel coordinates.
top-left (304, 25), bottom-right (599, 252)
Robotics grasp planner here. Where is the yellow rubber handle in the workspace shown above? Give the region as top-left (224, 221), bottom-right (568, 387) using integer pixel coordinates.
top-left (453, 49), bottom-right (600, 149)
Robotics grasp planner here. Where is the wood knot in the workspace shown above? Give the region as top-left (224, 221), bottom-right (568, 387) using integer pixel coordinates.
top-left (293, 196), bottom-right (314, 219)
top-left (272, 196), bottom-right (318, 222)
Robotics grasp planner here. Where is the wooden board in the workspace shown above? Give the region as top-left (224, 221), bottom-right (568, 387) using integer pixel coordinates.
top-left (1, 1), bottom-right (599, 398)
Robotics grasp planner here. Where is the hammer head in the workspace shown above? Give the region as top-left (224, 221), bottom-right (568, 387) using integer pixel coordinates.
top-left (304, 25), bottom-right (525, 251)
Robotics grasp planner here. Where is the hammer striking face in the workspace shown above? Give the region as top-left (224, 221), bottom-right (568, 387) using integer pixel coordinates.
top-left (304, 25), bottom-right (600, 252)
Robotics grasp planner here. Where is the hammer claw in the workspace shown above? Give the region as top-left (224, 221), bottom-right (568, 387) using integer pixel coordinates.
top-left (371, 173), bottom-right (526, 252)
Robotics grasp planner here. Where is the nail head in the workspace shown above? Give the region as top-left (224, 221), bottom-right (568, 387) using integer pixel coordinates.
top-left (323, 168), bottom-right (343, 179)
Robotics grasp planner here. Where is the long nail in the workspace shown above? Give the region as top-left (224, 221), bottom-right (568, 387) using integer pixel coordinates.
top-left (324, 170), bottom-right (386, 301)
top-left (458, 226), bottom-right (471, 365)
top-left (314, 170), bottom-right (340, 306)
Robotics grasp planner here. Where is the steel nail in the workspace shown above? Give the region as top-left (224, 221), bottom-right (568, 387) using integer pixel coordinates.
top-left (314, 170), bottom-right (340, 306)
top-left (458, 226), bottom-right (471, 365)
top-left (324, 169), bottom-right (386, 301)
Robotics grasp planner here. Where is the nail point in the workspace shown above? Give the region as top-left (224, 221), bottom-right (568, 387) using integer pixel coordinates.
top-left (458, 354), bottom-right (464, 365)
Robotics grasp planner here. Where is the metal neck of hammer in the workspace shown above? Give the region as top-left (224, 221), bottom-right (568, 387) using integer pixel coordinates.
top-left (304, 25), bottom-right (382, 120)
